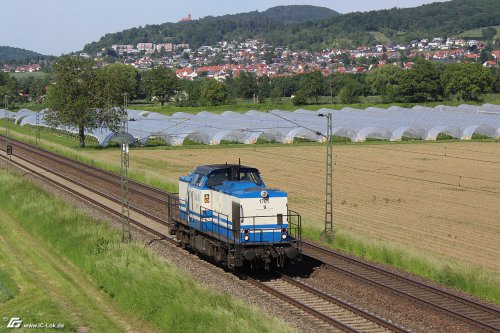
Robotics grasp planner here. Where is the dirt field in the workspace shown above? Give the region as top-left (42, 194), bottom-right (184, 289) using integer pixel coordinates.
top-left (90, 142), bottom-right (500, 274)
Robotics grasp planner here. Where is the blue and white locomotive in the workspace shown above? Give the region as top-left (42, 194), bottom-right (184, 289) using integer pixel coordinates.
top-left (171, 164), bottom-right (301, 270)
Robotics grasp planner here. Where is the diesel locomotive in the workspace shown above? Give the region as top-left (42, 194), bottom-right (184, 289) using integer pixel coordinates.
top-left (169, 164), bottom-right (302, 270)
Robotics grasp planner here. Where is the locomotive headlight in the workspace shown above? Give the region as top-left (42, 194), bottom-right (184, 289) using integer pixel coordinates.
top-left (244, 229), bottom-right (249, 241)
top-left (244, 235), bottom-right (250, 241)
top-left (281, 234), bottom-right (287, 240)
top-left (281, 228), bottom-right (287, 240)
top-left (260, 190), bottom-right (268, 198)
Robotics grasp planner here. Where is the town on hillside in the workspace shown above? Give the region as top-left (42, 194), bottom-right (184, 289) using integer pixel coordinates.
top-left (3, 36), bottom-right (500, 78)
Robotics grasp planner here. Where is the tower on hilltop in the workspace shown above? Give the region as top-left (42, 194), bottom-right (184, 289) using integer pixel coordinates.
top-left (180, 13), bottom-right (192, 22)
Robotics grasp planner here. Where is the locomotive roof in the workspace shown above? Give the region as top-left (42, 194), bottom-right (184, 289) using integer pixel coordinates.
top-left (194, 164), bottom-right (259, 176)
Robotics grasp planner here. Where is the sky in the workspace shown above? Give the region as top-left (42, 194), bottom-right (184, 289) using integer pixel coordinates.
top-left (0, 0), bottom-right (448, 56)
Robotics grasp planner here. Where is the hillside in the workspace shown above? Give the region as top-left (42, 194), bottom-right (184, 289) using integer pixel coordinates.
top-left (0, 46), bottom-right (46, 62)
top-left (271, 0), bottom-right (500, 49)
top-left (83, 0), bottom-right (499, 53)
top-left (83, 5), bottom-right (339, 53)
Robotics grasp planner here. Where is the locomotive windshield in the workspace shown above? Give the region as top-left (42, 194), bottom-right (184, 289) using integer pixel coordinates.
top-left (206, 167), bottom-right (263, 188)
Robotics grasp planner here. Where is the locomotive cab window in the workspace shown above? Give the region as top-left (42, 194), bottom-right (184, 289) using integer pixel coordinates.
top-left (240, 171), bottom-right (263, 186)
top-left (206, 170), bottom-right (229, 187)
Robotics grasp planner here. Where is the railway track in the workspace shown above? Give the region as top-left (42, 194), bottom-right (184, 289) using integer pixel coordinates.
top-left (246, 274), bottom-right (408, 333)
top-left (1, 135), bottom-right (499, 332)
top-left (302, 241), bottom-right (500, 332)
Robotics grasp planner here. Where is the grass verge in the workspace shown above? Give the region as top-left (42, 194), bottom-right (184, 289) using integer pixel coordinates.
top-left (0, 267), bottom-right (18, 302)
top-left (0, 169), bottom-right (294, 333)
top-left (302, 226), bottom-right (500, 304)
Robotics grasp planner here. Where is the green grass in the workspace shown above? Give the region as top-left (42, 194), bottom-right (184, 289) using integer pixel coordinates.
top-left (8, 71), bottom-right (49, 81)
top-left (0, 170), bottom-right (295, 333)
top-left (455, 26), bottom-right (500, 39)
top-left (0, 267), bottom-right (18, 302)
top-left (302, 226), bottom-right (500, 304)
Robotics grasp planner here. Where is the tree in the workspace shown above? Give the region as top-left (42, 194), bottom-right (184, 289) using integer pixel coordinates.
top-left (0, 72), bottom-right (19, 100)
top-left (366, 65), bottom-right (402, 102)
top-left (299, 70), bottom-right (326, 103)
top-left (338, 83), bottom-right (361, 104)
top-left (441, 63), bottom-right (492, 101)
top-left (257, 75), bottom-right (271, 103)
top-left (95, 63), bottom-right (139, 106)
top-left (235, 71), bottom-right (257, 99)
top-left (482, 27), bottom-right (497, 42)
top-left (45, 56), bottom-right (119, 148)
top-left (201, 79), bottom-right (229, 106)
top-left (141, 66), bottom-right (179, 106)
top-left (291, 89), bottom-right (307, 105)
top-left (391, 59), bottom-right (442, 103)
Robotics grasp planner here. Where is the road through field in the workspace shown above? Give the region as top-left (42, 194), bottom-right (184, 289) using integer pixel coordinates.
top-left (89, 142), bottom-right (500, 274)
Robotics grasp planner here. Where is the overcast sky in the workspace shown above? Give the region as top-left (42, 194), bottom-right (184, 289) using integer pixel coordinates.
top-left (1, 0), bottom-right (448, 56)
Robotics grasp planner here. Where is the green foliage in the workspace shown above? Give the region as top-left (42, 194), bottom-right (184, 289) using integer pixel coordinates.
top-left (298, 70), bottom-right (326, 103)
top-left (45, 56), bottom-right (123, 147)
top-left (482, 26), bottom-right (498, 41)
top-left (201, 79), bottom-right (230, 106)
top-left (442, 63), bottom-right (493, 101)
top-left (141, 66), bottom-right (179, 106)
top-left (85, 1), bottom-right (498, 52)
top-left (291, 89), bottom-right (307, 105)
top-left (0, 71), bottom-right (19, 100)
top-left (96, 63), bottom-right (140, 104)
top-left (234, 71), bottom-right (258, 99)
top-left (83, 5), bottom-right (338, 54)
top-left (338, 84), bottom-right (361, 104)
top-left (0, 46), bottom-right (48, 62)
top-left (366, 65), bottom-right (403, 96)
top-left (0, 267), bottom-right (18, 302)
top-left (389, 59), bottom-right (443, 103)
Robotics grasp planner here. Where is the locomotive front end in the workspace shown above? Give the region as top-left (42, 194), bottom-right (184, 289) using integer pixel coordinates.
top-left (175, 164), bottom-right (302, 270)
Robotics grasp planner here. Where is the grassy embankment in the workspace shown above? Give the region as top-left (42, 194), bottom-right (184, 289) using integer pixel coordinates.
top-left (0, 169), bottom-right (295, 333)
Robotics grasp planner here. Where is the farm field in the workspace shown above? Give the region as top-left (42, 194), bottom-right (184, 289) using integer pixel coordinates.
top-left (87, 142), bottom-right (500, 276)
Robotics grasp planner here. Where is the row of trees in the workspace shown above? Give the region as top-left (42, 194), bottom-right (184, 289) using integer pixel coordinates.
top-left (174, 60), bottom-right (499, 106)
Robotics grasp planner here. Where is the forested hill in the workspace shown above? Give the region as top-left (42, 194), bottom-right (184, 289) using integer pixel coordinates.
top-left (83, 0), bottom-right (500, 53)
top-left (270, 0), bottom-right (500, 49)
top-left (83, 5), bottom-right (339, 53)
top-left (0, 46), bottom-right (46, 63)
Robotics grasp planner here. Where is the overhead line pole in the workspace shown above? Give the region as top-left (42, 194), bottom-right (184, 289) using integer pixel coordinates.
top-left (4, 95), bottom-right (12, 170)
top-left (120, 93), bottom-right (132, 242)
top-left (267, 111), bottom-right (335, 242)
top-left (320, 113), bottom-right (334, 242)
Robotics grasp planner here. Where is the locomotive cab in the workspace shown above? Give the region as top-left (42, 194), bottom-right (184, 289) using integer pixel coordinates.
top-left (175, 164), bottom-right (301, 270)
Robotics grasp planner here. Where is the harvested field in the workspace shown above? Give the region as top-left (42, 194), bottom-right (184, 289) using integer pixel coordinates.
top-left (92, 142), bottom-right (500, 274)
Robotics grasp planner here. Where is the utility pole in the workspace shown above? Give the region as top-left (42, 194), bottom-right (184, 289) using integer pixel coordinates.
top-left (320, 113), bottom-right (334, 242)
top-left (267, 110), bottom-right (335, 242)
top-left (35, 111), bottom-right (41, 146)
top-left (120, 93), bottom-right (131, 242)
top-left (4, 95), bottom-right (12, 169)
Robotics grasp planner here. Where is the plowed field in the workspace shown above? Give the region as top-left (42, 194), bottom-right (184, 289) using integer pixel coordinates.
top-left (91, 142), bottom-right (500, 273)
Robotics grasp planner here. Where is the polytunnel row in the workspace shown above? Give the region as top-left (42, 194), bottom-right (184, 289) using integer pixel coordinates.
top-left (1, 104), bottom-right (499, 146)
